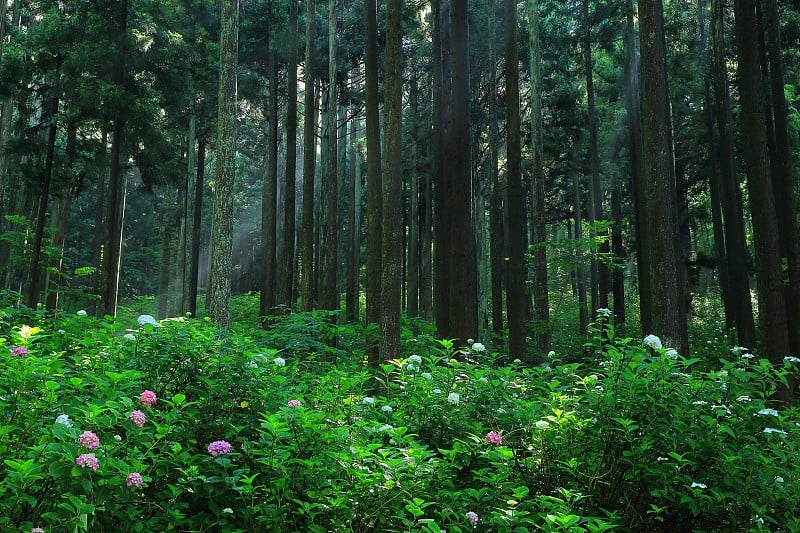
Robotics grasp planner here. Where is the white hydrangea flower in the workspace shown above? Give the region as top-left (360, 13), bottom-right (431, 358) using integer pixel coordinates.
top-left (471, 342), bottom-right (486, 352)
top-left (76, 310), bottom-right (87, 317)
top-left (377, 424), bottom-right (394, 432)
top-left (123, 333), bottom-right (137, 341)
top-left (408, 354), bottom-right (422, 366)
top-left (114, 434), bottom-right (122, 441)
top-left (665, 348), bottom-right (678, 359)
top-left (690, 482), bottom-right (707, 489)
top-left (362, 396), bottom-right (375, 406)
top-left (58, 329), bottom-right (66, 335)
top-left (784, 356), bottom-right (800, 364)
top-left (273, 357), bottom-right (286, 367)
top-left (421, 372), bottom-right (433, 381)
top-left (547, 350), bottom-right (556, 358)
top-left (381, 405), bottom-right (393, 414)
top-left (431, 388), bottom-right (442, 395)
top-left (595, 308), bottom-right (612, 318)
top-left (55, 414), bottom-right (72, 427)
top-left (447, 392), bottom-right (460, 405)
top-left (775, 476), bottom-right (785, 483)
top-left (137, 314), bottom-right (157, 326)
top-left (741, 353), bottom-right (755, 359)
top-left (643, 334), bottom-right (662, 350)
top-left (535, 420), bottom-right (550, 429)
top-left (757, 408), bottom-right (779, 417)
top-left (731, 346), bottom-right (749, 356)
top-left (763, 427), bottom-right (787, 435)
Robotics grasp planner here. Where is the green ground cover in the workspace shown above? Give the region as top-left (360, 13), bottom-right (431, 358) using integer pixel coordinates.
top-left (1, 301), bottom-right (798, 532)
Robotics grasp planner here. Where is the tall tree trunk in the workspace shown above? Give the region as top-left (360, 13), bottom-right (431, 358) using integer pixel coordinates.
top-left (300, 0), bottom-right (317, 312)
top-left (420, 116), bottom-right (434, 321)
top-left (345, 103), bottom-right (360, 322)
top-left (379, 0), bottom-right (402, 362)
top-left (261, 34), bottom-right (279, 324)
top-left (407, 75), bottom-right (420, 318)
top-left (711, 0), bottom-right (755, 347)
top-left (505, 0), bottom-right (526, 359)
top-left (158, 194), bottom-right (173, 319)
top-left (528, 0), bottom-right (550, 352)
top-left (208, 0), bottom-right (239, 329)
top-left (432, 0), bottom-right (449, 335)
top-left (101, 0), bottom-right (128, 317)
top-left (88, 133), bottom-right (107, 316)
top-left (639, 0), bottom-right (687, 353)
top-left (183, 101), bottom-right (197, 315)
top-left (624, 0), bottom-right (650, 333)
top-left (488, 0), bottom-right (504, 337)
top-left (278, 0), bottom-right (298, 311)
top-left (699, 0), bottom-right (734, 330)
top-left (46, 122), bottom-right (77, 311)
top-left (320, 0), bottom-right (339, 312)
top-left (364, 0), bottom-right (382, 364)
top-left (732, 0), bottom-right (792, 400)
top-left (573, 165), bottom-right (589, 334)
top-left (447, 0), bottom-right (478, 346)
top-left (583, 0), bottom-right (601, 313)
top-left (765, 0), bottom-right (800, 357)
top-left (25, 100), bottom-right (58, 308)
top-left (189, 139), bottom-right (206, 316)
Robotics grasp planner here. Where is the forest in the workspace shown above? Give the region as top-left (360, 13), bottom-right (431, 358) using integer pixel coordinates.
top-left (1, 0), bottom-right (800, 530)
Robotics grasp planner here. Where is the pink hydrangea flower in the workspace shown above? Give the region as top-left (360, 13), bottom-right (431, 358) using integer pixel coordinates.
top-left (126, 472), bottom-right (143, 488)
top-left (287, 399), bottom-right (302, 407)
top-left (466, 511), bottom-right (479, 527)
top-left (11, 346), bottom-right (28, 357)
top-left (77, 431), bottom-right (100, 450)
top-left (139, 390), bottom-right (157, 408)
top-left (485, 430), bottom-right (503, 445)
top-left (76, 453), bottom-right (99, 471)
top-left (208, 440), bottom-right (232, 457)
top-left (129, 410), bottom-right (146, 427)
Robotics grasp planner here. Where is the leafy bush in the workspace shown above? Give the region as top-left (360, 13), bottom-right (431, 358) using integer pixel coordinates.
top-left (1, 308), bottom-right (797, 531)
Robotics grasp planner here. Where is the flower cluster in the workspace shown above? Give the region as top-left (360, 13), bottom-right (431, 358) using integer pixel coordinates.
top-left (208, 440), bottom-right (232, 457)
top-left (55, 414), bottom-right (72, 427)
top-left (274, 356), bottom-right (286, 367)
top-left (31, 528), bottom-right (45, 533)
top-left (466, 511), bottom-right (480, 527)
top-left (130, 410), bottom-right (147, 427)
top-left (287, 399), bottom-right (302, 407)
top-left (485, 430), bottom-right (503, 445)
top-left (76, 453), bottom-right (99, 471)
top-left (76, 309), bottom-right (87, 317)
top-left (362, 396), bottom-right (375, 406)
top-left (126, 472), bottom-right (143, 488)
top-left (137, 314), bottom-right (157, 326)
top-left (471, 342), bottom-right (486, 352)
top-left (643, 334), bottom-right (662, 350)
top-left (139, 390), bottom-right (157, 408)
top-left (447, 392), bottom-right (460, 405)
top-left (10, 346), bottom-right (28, 357)
top-left (78, 431), bottom-right (100, 450)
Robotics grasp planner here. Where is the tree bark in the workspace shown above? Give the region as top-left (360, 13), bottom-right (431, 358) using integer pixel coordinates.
top-left (446, 0), bottom-right (478, 346)
top-left (732, 0), bottom-right (792, 400)
top-left (364, 0), bottom-right (382, 364)
top-left (624, 0), bottom-right (650, 334)
top-left (278, 0), bottom-right (299, 311)
top-left (300, 0), bottom-right (317, 312)
top-left (528, 0), bottom-right (550, 352)
top-left (345, 102), bottom-right (360, 322)
top-left (320, 0), bottom-right (339, 312)
top-left (505, 0), bottom-right (526, 359)
top-left (639, 0), bottom-right (687, 353)
top-left (764, 0), bottom-right (800, 357)
top-left (260, 27), bottom-right (278, 325)
top-left (711, 0), bottom-right (755, 347)
top-left (379, 0), bottom-right (403, 362)
top-left (488, 0), bottom-right (504, 337)
top-left (208, 0), bottom-right (239, 329)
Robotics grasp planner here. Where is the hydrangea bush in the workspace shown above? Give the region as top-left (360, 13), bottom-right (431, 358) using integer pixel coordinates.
top-left (0, 305), bottom-right (798, 532)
